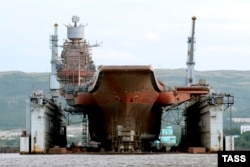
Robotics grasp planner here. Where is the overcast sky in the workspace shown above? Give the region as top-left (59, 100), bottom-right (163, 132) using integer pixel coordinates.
top-left (0, 0), bottom-right (250, 72)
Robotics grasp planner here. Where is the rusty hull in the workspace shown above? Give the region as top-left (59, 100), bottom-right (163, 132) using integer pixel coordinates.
top-left (72, 65), bottom-right (209, 150)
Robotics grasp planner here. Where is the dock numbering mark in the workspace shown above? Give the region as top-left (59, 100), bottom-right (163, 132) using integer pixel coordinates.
top-left (218, 151), bottom-right (250, 167)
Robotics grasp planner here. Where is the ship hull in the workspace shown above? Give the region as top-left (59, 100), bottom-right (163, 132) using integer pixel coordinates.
top-left (74, 65), bottom-right (210, 150)
top-left (75, 66), bottom-right (166, 150)
top-left (86, 102), bottom-right (163, 148)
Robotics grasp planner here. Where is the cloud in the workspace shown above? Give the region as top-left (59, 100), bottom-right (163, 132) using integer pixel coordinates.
top-left (144, 33), bottom-right (161, 42)
top-left (93, 50), bottom-right (139, 66)
top-left (199, 45), bottom-right (250, 56)
top-left (1, 0), bottom-right (250, 72)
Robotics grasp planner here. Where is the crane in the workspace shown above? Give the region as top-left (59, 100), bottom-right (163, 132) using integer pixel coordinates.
top-left (186, 16), bottom-right (197, 86)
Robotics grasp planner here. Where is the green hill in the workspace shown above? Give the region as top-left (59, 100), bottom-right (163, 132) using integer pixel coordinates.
top-left (0, 69), bottom-right (249, 130)
top-left (0, 72), bottom-right (49, 129)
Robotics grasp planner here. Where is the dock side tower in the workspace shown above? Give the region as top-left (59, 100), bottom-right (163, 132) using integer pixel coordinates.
top-left (50, 23), bottom-right (60, 91)
top-left (186, 16), bottom-right (196, 86)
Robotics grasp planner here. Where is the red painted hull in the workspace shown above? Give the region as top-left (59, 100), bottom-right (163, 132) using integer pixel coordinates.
top-left (74, 65), bottom-right (209, 149)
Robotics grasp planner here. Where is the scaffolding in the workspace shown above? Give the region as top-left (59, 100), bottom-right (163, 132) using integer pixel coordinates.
top-left (82, 115), bottom-right (89, 146)
top-left (112, 113), bottom-right (141, 152)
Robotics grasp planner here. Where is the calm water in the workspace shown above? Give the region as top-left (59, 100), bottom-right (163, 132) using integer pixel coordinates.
top-left (0, 153), bottom-right (217, 167)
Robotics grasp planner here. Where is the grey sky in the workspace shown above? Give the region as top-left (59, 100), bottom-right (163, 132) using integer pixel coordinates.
top-left (0, 0), bottom-right (250, 72)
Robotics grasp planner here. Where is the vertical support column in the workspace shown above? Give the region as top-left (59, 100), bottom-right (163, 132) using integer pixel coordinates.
top-left (199, 98), bottom-right (224, 152)
top-left (181, 94), bottom-right (225, 152)
top-left (82, 114), bottom-right (89, 146)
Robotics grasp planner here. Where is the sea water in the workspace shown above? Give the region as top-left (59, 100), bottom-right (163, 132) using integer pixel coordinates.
top-left (0, 153), bottom-right (217, 167)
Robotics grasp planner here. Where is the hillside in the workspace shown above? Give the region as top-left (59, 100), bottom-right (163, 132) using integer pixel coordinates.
top-left (0, 69), bottom-right (249, 130)
top-left (0, 72), bottom-right (49, 129)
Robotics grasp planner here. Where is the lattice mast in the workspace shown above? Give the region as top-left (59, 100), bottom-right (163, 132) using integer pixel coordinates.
top-left (49, 23), bottom-right (60, 90)
top-left (186, 16), bottom-right (197, 86)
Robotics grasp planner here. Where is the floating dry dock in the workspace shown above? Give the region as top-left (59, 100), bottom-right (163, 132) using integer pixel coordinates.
top-left (20, 16), bottom-right (234, 153)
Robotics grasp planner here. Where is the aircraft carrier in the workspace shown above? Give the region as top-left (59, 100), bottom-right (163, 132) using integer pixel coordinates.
top-left (20, 16), bottom-right (234, 153)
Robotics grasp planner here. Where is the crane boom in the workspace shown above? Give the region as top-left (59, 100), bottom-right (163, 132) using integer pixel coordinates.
top-left (186, 16), bottom-right (197, 86)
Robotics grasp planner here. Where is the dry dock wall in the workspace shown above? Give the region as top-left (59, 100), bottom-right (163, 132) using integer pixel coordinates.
top-left (20, 91), bottom-right (66, 154)
top-left (182, 94), bottom-right (224, 152)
